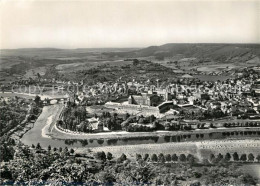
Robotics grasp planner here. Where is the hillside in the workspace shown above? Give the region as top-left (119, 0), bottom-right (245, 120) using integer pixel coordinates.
top-left (106, 43), bottom-right (260, 63)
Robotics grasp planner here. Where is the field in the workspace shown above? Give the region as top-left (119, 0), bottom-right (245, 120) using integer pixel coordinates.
top-left (0, 92), bottom-right (67, 100)
top-left (24, 67), bottom-right (47, 79)
top-left (240, 164), bottom-right (260, 180)
top-left (0, 92), bottom-right (36, 99)
top-left (87, 139), bottom-right (260, 160)
top-left (1, 44), bottom-right (259, 85)
top-left (0, 48), bottom-right (135, 83)
top-left (55, 59), bottom-right (132, 73)
top-left (193, 74), bottom-right (232, 81)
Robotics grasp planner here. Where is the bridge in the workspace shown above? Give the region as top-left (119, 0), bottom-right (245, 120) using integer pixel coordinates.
top-left (42, 97), bottom-right (70, 105)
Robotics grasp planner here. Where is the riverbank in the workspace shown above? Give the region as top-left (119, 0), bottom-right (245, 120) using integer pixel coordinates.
top-left (51, 123), bottom-right (260, 140)
top-left (7, 105), bottom-right (42, 144)
top-left (20, 104), bottom-right (66, 148)
top-left (41, 104), bottom-right (64, 138)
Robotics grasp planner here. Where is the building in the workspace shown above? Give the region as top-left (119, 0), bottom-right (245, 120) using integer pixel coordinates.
top-left (88, 117), bottom-right (103, 132)
top-left (128, 93), bottom-right (162, 106)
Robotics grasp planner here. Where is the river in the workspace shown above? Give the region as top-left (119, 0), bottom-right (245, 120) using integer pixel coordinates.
top-left (18, 104), bottom-right (260, 183)
top-left (21, 104), bottom-right (71, 148)
top-left (21, 105), bottom-right (260, 150)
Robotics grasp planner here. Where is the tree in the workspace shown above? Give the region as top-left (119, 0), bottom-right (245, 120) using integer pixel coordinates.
top-left (133, 59), bottom-right (139, 66)
top-left (107, 152), bottom-right (113, 160)
top-left (1, 165), bottom-right (12, 180)
top-left (96, 151), bottom-right (106, 161)
top-left (59, 147), bottom-right (63, 153)
top-left (171, 154), bottom-right (178, 162)
top-left (240, 154), bottom-right (247, 161)
top-left (117, 153), bottom-right (127, 163)
top-left (224, 153), bottom-right (231, 162)
top-left (70, 148), bottom-right (75, 154)
top-left (34, 95), bottom-right (41, 106)
top-left (158, 153), bottom-right (165, 163)
top-left (48, 145), bottom-right (51, 152)
top-left (233, 152), bottom-right (239, 161)
top-left (179, 154), bottom-right (186, 162)
top-left (136, 154), bottom-right (142, 162)
top-left (216, 153), bottom-right (223, 162)
top-left (187, 154), bottom-right (195, 166)
top-left (150, 115), bottom-right (156, 123)
top-left (248, 153), bottom-right (254, 161)
top-left (64, 147), bottom-right (69, 154)
top-left (143, 154), bottom-right (149, 161)
top-left (97, 171), bottom-right (116, 184)
top-left (0, 145), bottom-right (15, 162)
top-left (53, 147), bottom-right (57, 152)
top-left (31, 144), bottom-right (35, 148)
top-left (256, 155), bottom-right (260, 162)
top-left (36, 143), bottom-right (41, 150)
top-left (165, 154), bottom-right (171, 162)
top-left (151, 154), bottom-right (158, 162)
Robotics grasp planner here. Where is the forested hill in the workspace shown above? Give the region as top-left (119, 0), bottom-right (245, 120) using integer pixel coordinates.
top-left (105, 43), bottom-right (260, 63)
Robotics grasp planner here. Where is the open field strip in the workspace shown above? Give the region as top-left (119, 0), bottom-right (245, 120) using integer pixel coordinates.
top-left (0, 92), bottom-right (67, 100)
top-left (83, 139), bottom-right (260, 159)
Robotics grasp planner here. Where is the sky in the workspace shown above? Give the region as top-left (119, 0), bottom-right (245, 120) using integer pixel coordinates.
top-left (0, 0), bottom-right (259, 49)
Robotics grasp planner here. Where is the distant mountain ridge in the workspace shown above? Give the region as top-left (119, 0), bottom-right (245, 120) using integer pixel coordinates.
top-left (1, 44), bottom-right (260, 63)
top-left (106, 43), bottom-right (260, 63)
top-left (0, 47), bottom-right (140, 57)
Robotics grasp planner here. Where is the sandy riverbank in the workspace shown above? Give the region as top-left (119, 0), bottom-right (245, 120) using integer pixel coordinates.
top-left (51, 123), bottom-right (260, 140)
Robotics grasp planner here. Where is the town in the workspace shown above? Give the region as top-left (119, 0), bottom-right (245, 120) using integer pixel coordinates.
top-left (1, 1), bottom-right (260, 182)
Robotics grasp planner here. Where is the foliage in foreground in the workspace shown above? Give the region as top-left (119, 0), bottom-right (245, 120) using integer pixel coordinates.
top-left (0, 144), bottom-right (258, 185)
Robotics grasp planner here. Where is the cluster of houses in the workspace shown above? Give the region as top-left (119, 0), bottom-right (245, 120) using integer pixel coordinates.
top-left (104, 70), bottom-right (260, 120)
